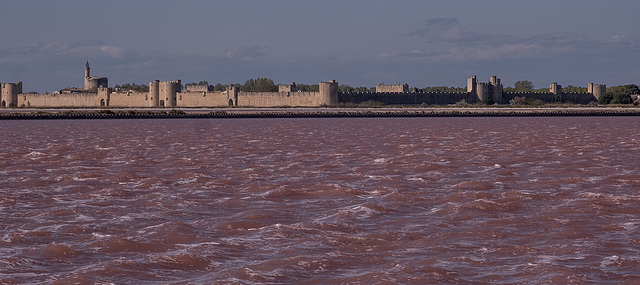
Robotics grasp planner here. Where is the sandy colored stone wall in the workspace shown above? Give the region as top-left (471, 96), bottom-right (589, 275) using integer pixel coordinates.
top-left (237, 92), bottom-right (325, 107)
top-left (177, 91), bottom-right (231, 107)
top-left (109, 91), bottom-right (149, 107)
top-left (20, 92), bottom-right (105, 107)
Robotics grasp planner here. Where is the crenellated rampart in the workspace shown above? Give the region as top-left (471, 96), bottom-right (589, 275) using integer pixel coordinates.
top-left (237, 91), bottom-right (327, 107)
top-left (561, 92), bottom-right (598, 104)
top-left (339, 92), bottom-right (476, 105)
top-left (19, 92), bottom-right (102, 108)
top-left (109, 91), bottom-right (149, 107)
top-left (503, 92), bottom-right (558, 103)
top-left (177, 91), bottom-right (230, 107)
top-left (503, 92), bottom-right (597, 105)
top-left (18, 87), bottom-right (109, 107)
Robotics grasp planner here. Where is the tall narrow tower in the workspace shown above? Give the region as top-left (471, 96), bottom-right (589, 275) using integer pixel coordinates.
top-left (84, 61), bottom-right (91, 90)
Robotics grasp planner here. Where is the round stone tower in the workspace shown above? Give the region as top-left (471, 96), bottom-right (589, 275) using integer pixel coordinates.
top-left (1, 82), bottom-right (22, 107)
top-left (159, 80), bottom-right (180, 107)
top-left (318, 80), bottom-right (338, 106)
top-left (149, 80), bottom-right (160, 107)
top-left (588, 83), bottom-right (606, 99)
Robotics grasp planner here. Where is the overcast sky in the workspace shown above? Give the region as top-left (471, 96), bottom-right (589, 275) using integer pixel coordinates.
top-left (1, 0), bottom-right (639, 92)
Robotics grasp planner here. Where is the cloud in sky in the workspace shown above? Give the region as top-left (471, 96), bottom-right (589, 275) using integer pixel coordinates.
top-left (408, 18), bottom-right (478, 44)
top-left (218, 45), bottom-right (267, 62)
top-left (2, 13), bottom-right (639, 93)
top-left (0, 40), bottom-right (318, 92)
top-left (403, 17), bottom-right (601, 61)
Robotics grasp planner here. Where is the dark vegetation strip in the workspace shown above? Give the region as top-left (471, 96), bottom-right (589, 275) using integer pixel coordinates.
top-left (2, 109), bottom-right (640, 120)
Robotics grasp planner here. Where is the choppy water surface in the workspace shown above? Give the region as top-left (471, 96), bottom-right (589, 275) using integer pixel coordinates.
top-left (1, 117), bottom-right (640, 284)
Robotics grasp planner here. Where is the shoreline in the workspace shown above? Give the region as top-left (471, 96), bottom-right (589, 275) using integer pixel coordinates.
top-left (2, 107), bottom-right (640, 120)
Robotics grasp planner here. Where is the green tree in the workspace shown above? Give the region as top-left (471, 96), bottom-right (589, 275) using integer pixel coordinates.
top-left (598, 92), bottom-right (614, 104)
top-left (354, 86), bottom-right (374, 93)
top-left (563, 85), bottom-right (588, 93)
top-left (241, 78), bottom-right (277, 92)
top-left (213, 83), bottom-right (225, 91)
top-left (600, 84), bottom-right (638, 104)
top-left (338, 85), bottom-right (374, 93)
top-left (421, 86), bottom-right (466, 93)
top-left (186, 81), bottom-right (209, 86)
top-left (611, 93), bottom-right (632, 104)
top-left (296, 84), bottom-right (319, 92)
top-left (339, 84), bottom-right (354, 93)
top-left (114, 83), bottom-right (149, 92)
top-left (514, 80), bottom-right (534, 91)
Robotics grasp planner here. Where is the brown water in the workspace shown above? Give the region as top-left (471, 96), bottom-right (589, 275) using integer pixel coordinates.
top-left (1, 117), bottom-right (640, 284)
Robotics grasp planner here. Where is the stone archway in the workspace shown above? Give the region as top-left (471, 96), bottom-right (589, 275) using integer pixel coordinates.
top-left (1, 101), bottom-right (5, 107)
top-left (159, 100), bottom-right (165, 107)
top-left (228, 99), bottom-right (234, 107)
top-left (100, 99), bottom-right (105, 106)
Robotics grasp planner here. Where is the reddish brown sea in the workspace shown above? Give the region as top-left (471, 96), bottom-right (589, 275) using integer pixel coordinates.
top-left (1, 117), bottom-right (640, 284)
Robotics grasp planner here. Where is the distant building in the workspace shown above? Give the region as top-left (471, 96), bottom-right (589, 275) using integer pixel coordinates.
top-left (84, 61), bottom-right (108, 91)
top-left (279, 82), bottom-right (297, 92)
top-left (184, 84), bottom-right (213, 92)
top-left (376, 83), bottom-right (408, 93)
top-left (588, 83), bottom-right (606, 99)
top-left (467, 76), bottom-right (503, 104)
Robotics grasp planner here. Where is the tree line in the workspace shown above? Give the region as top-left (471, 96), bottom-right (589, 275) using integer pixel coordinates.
top-left (502, 80), bottom-right (588, 93)
top-left (113, 83), bottom-right (149, 92)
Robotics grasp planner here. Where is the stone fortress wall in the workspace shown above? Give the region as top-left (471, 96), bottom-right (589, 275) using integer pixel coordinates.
top-left (343, 76), bottom-right (601, 106)
top-left (18, 87), bottom-right (109, 108)
top-left (339, 92), bottom-right (474, 106)
top-left (0, 62), bottom-right (608, 108)
top-left (501, 81), bottom-right (599, 105)
top-left (109, 90), bottom-right (149, 107)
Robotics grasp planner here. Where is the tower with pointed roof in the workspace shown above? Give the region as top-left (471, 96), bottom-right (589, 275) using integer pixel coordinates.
top-left (83, 61), bottom-right (108, 91)
top-left (84, 61), bottom-right (90, 90)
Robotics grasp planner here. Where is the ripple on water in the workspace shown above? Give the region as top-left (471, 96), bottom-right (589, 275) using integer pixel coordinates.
top-left (2, 117), bottom-right (640, 283)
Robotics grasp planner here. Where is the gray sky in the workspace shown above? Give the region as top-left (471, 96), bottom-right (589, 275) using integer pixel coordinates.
top-left (1, 0), bottom-right (639, 92)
